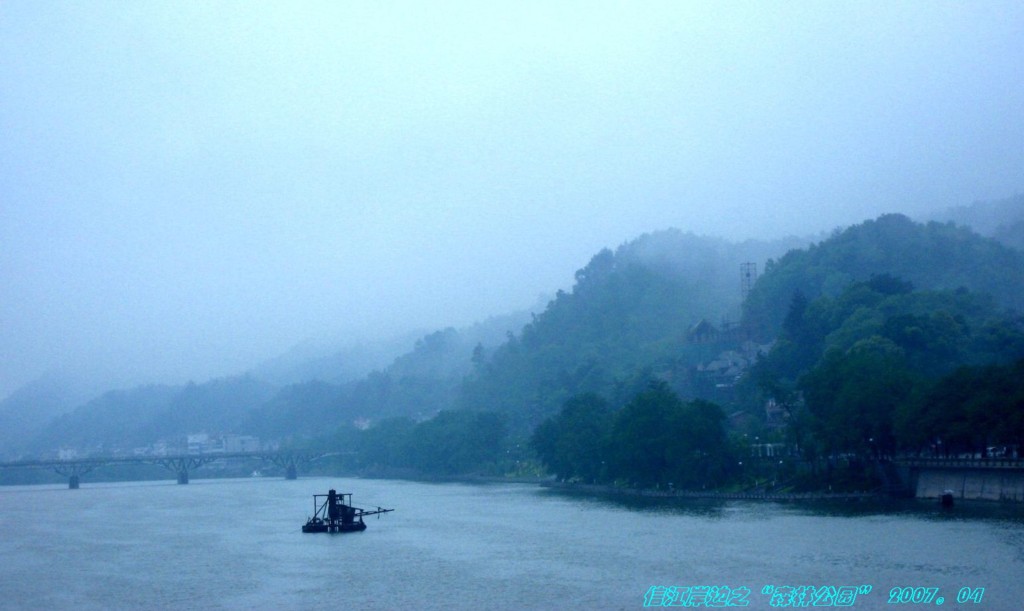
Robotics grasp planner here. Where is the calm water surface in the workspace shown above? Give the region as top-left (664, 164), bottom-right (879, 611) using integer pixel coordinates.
top-left (1, 477), bottom-right (1022, 610)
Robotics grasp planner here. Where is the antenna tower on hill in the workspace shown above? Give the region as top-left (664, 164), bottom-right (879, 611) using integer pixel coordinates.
top-left (740, 262), bottom-right (757, 303)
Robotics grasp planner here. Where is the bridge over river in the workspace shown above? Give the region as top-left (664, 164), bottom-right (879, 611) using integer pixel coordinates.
top-left (0, 450), bottom-right (332, 488)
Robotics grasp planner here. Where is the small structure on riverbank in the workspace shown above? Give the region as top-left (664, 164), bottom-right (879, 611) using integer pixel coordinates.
top-left (301, 489), bottom-right (393, 533)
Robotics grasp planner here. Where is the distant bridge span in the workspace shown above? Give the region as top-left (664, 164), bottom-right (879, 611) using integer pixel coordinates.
top-left (0, 450), bottom-right (331, 488)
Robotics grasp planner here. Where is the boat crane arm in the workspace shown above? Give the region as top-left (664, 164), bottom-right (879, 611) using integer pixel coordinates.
top-left (356, 506), bottom-right (394, 517)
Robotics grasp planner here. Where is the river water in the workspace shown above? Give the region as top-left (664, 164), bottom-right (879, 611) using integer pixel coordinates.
top-left (0, 477), bottom-right (1022, 610)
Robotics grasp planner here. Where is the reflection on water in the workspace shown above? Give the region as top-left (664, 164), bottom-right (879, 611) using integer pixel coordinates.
top-left (536, 487), bottom-right (732, 518)
top-left (541, 486), bottom-right (1024, 524)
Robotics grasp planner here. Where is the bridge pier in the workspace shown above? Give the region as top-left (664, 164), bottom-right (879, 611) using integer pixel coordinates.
top-left (156, 456), bottom-right (214, 485)
top-left (53, 463), bottom-right (93, 489)
top-left (267, 451), bottom-right (317, 480)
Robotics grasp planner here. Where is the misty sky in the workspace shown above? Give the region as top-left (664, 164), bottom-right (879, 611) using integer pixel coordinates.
top-left (2, 2), bottom-right (1023, 398)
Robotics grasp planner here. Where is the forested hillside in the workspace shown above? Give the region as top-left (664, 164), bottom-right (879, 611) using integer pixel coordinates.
top-left (309, 216), bottom-right (1024, 486)
top-left (749, 276), bottom-right (1024, 459)
top-left (738, 216), bottom-right (1024, 476)
top-left (11, 213), bottom-right (1024, 491)
top-left (528, 218), bottom-right (1024, 490)
top-left (743, 214), bottom-right (1024, 339)
top-left (457, 230), bottom-right (804, 431)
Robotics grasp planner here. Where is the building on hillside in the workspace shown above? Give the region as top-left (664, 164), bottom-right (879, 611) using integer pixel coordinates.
top-left (186, 433), bottom-right (260, 454)
top-left (222, 434), bottom-right (260, 453)
top-left (687, 319), bottom-right (719, 343)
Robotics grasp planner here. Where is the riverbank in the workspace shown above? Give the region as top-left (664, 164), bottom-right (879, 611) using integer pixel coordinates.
top-left (344, 469), bottom-right (886, 501)
top-left (540, 480), bottom-right (884, 501)
top-left (334, 466), bottom-right (888, 500)
top-left (336, 465), bottom-right (550, 486)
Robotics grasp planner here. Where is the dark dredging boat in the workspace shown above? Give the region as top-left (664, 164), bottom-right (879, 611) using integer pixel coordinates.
top-left (302, 489), bottom-right (394, 533)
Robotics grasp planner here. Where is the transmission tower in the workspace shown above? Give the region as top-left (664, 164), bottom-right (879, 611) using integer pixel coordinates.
top-left (741, 262), bottom-right (757, 302)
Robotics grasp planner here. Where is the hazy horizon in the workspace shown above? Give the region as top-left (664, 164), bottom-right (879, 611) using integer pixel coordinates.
top-left (3, 2), bottom-right (1023, 398)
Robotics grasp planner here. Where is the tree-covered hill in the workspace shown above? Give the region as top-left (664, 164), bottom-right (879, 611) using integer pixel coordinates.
top-left (241, 308), bottom-right (535, 440)
top-left (28, 376), bottom-right (279, 454)
top-left (30, 383), bottom-right (183, 452)
top-left (457, 230), bottom-right (804, 431)
top-left (743, 214), bottom-right (1024, 339)
top-left (747, 274), bottom-right (1024, 467)
top-left (16, 212), bottom-right (1024, 485)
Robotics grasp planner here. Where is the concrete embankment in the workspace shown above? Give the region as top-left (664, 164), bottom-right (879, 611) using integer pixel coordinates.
top-left (885, 459), bottom-right (1024, 502)
top-left (913, 468), bottom-right (1024, 502)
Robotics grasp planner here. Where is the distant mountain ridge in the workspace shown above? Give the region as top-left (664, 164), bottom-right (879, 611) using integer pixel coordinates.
top-left (8, 307), bottom-right (536, 457)
top-left (241, 308), bottom-right (537, 440)
top-left (246, 330), bottom-right (428, 387)
top-left (8, 202), bottom-right (1024, 460)
top-left (928, 193), bottom-right (1024, 251)
top-left (0, 371), bottom-right (99, 455)
top-left (27, 375), bottom-right (280, 454)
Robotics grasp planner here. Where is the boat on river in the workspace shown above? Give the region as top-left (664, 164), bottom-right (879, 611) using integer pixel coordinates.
top-left (301, 489), bottom-right (394, 533)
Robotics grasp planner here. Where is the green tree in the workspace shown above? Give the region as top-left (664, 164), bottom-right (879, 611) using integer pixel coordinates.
top-left (357, 417), bottom-right (416, 469)
top-left (800, 337), bottom-right (915, 459)
top-left (530, 393), bottom-right (612, 482)
top-left (406, 410), bottom-right (508, 475)
top-left (906, 359), bottom-right (1024, 457)
top-left (607, 381), bottom-right (732, 489)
